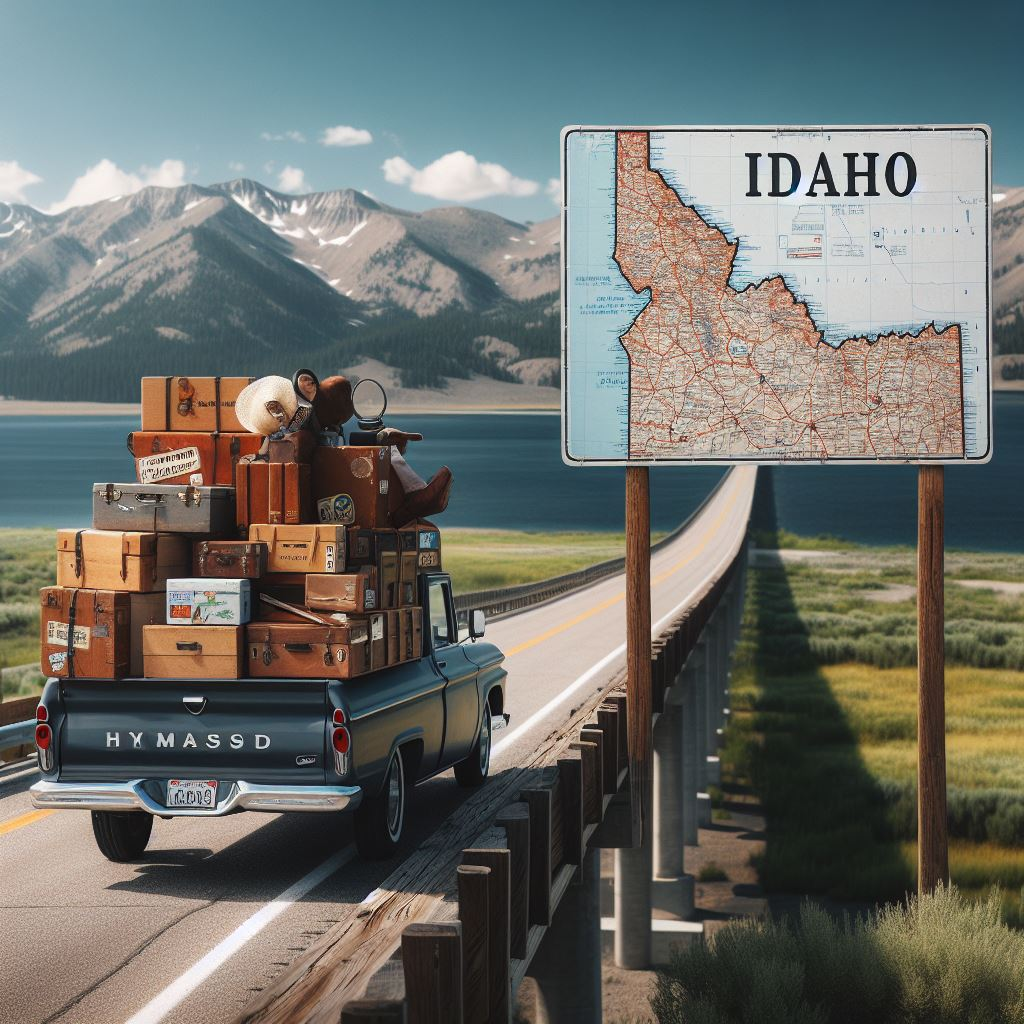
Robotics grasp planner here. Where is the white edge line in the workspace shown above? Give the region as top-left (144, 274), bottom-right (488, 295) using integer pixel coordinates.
top-left (124, 845), bottom-right (356, 1024)
top-left (493, 472), bottom-right (751, 759)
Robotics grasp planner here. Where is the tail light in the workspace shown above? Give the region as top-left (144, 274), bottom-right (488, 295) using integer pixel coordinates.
top-left (331, 707), bottom-right (350, 774)
top-left (35, 719), bottom-right (54, 772)
top-left (36, 705), bottom-right (48, 722)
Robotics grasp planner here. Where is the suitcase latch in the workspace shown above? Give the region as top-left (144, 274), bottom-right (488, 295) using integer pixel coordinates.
top-left (104, 484), bottom-right (122, 505)
top-left (178, 486), bottom-right (202, 507)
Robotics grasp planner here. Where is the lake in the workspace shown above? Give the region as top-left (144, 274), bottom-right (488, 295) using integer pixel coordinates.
top-left (0, 394), bottom-right (1021, 550)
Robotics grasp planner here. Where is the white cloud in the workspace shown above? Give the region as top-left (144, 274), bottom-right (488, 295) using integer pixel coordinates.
top-left (546, 178), bottom-right (561, 205)
top-left (0, 160), bottom-right (43, 203)
top-left (381, 150), bottom-right (538, 202)
top-left (321, 125), bottom-right (373, 147)
top-left (261, 130), bottom-right (306, 143)
top-left (228, 161), bottom-right (246, 174)
top-left (277, 165), bottom-right (310, 193)
top-left (46, 158), bottom-right (187, 213)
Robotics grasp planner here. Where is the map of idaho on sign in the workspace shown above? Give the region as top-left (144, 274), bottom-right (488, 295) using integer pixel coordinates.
top-left (562, 127), bottom-right (991, 464)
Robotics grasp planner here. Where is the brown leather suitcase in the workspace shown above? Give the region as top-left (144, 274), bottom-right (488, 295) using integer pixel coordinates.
top-left (129, 431), bottom-right (262, 486)
top-left (143, 624), bottom-right (244, 679)
top-left (398, 607), bottom-right (423, 661)
top-left (40, 587), bottom-right (130, 679)
top-left (311, 446), bottom-right (391, 528)
top-left (246, 621), bottom-right (371, 679)
top-left (57, 530), bottom-right (191, 592)
top-left (384, 610), bottom-right (400, 666)
top-left (375, 530), bottom-right (400, 608)
top-left (193, 540), bottom-right (267, 579)
top-left (305, 567), bottom-right (378, 614)
top-left (236, 461), bottom-right (312, 533)
top-left (398, 519), bottom-right (442, 572)
top-left (249, 524), bottom-right (347, 573)
top-left (346, 527), bottom-right (377, 567)
top-left (141, 376), bottom-right (255, 433)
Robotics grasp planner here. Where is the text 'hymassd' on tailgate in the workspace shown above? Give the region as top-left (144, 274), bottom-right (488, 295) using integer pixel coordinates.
top-left (55, 678), bottom-right (329, 784)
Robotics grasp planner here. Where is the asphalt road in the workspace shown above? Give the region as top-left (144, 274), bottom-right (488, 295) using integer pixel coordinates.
top-left (0, 466), bottom-right (754, 1024)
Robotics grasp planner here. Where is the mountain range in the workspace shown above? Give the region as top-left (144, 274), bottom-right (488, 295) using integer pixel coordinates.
top-left (0, 180), bottom-right (560, 401)
top-left (1, 179), bottom-right (1022, 401)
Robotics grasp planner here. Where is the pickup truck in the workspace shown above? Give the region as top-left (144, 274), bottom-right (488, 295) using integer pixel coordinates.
top-left (30, 571), bottom-right (507, 862)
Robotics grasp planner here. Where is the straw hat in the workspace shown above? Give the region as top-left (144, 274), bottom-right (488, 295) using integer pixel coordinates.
top-left (236, 375), bottom-right (311, 436)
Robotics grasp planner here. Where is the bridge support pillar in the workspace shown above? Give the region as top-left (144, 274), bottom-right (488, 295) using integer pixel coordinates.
top-left (653, 690), bottom-right (694, 918)
top-left (614, 799), bottom-right (652, 968)
top-left (682, 644), bottom-right (704, 847)
top-left (532, 848), bottom-right (602, 1023)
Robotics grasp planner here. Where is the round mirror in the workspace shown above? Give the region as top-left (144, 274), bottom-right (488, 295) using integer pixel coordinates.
top-left (352, 378), bottom-right (388, 423)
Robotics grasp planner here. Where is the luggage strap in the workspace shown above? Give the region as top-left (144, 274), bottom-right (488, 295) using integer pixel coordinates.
top-left (164, 376), bottom-right (172, 431)
top-left (323, 630), bottom-right (334, 666)
top-left (120, 534), bottom-right (129, 582)
top-left (261, 630), bottom-right (273, 667)
top-left (74, 530), bottom-right (85, 581)
top-left (214, 377), bottom-right (221, 432)
top-left (66, 588), bottom-right (79, 679)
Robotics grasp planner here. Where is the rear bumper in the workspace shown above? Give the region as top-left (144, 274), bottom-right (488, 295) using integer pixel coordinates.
top-left (30, 778), bottom-right (363, 817)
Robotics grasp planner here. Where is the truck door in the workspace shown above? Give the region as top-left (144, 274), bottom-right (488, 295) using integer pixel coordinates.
top-left (427, 576), bottom-right (479, 767)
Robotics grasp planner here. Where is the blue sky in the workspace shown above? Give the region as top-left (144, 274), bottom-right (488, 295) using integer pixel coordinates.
top-left (1, 0), bottom-right (1020, 221)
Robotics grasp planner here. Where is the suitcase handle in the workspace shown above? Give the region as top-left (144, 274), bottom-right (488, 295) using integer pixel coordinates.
top-left (135, 493), bottom-right (166, 504)
top-left (284, 642), bottom-right (312, 653)
top-left (176, 641), bottom-right (202, 652)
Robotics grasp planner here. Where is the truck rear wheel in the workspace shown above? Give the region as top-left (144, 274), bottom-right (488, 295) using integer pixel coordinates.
top-left (91, 811), bottom-right (153, 862)
top-left (354, 748), bottom-right (407, 860)
top-left (455, 704), bottom-right (492, 788)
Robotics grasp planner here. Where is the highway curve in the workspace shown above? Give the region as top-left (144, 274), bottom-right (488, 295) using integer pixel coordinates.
top-left (0, 466), bottom-right (754, 1024)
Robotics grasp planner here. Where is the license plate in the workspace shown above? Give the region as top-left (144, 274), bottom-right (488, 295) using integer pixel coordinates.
top-left (166, 779), bottom-right (218, 808)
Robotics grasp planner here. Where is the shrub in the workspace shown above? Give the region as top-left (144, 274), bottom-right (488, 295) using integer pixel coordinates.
top-left (652, 887), bottom-right (1024, 1024)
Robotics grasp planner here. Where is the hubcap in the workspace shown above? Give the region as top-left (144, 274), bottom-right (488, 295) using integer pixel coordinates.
top-left (386, 754), bottom-right (404, 841)
top-left (479, 707), bottom-right (492, 775)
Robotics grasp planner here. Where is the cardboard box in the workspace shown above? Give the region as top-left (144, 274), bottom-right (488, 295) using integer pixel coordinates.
top-left (141, 376), bottom-right (255, 433)
top-left (305, 567), bottom-right (378, 614)
top-left (57, 530), bottom-right (190, 593)
top-left (246, 621), bottom-right (371, 679)
top-left (249, 524), bottom-right (347, 574)
top-left (165, 578), bottom-right (252, 625)
top-left (129, 431), bottom-right (262, 486)
top-left (143, 624), bottom-right (244, 679)
top-left (311, 446), bottom-right (391, 528)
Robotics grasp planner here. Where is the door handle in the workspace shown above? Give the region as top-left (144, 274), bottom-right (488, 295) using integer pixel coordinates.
top-left (437, 660), bottom-right (447, 668)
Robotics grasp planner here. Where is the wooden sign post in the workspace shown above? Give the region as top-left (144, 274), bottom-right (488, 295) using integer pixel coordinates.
top-left (625, 467), bottom-right (653, 844)
top-left (917, 465), bottom-right (949, 894)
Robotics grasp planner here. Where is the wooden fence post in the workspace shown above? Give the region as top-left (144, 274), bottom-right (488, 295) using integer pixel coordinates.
top-left (496, 803), bottom-right (531, 961)
top-left (457, 865), bottom-right (490, 1024)
top-left (401, 922), bottom-right (463, 1024)
top-left (462, 832), bottom-right (512, 1023)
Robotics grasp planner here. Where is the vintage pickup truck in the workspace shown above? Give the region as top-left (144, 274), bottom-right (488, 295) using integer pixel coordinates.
top-left (30, 571), bottom-right (507, 861)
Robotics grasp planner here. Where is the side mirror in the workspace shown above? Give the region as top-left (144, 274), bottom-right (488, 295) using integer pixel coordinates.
top-left (470, 609), bottom-right (486, 640)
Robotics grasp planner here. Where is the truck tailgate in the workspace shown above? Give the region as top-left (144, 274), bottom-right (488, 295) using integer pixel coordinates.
top-left (56, 679), bottom-right (328, 785)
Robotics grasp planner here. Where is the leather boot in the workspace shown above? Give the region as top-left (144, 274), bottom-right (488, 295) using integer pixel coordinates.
top-left (390, 467), bottom-right (453, 529)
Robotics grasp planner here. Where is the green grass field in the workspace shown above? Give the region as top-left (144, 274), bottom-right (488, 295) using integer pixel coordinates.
top-left (0, 526), bottom-right (660, 698)
top-left (725, 545), bottom-right (1024, 923)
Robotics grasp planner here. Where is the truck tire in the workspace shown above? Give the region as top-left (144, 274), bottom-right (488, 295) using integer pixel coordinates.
top-left (455, 704), bottom-right (492, 788)
top-left (91, 811), bottom-right (153, 862)
top-left (354, 748), bottom-right (407, 860)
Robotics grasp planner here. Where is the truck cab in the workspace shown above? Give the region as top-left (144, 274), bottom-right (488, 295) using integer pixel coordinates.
top-left (30, 572), bottom-right (507, 861)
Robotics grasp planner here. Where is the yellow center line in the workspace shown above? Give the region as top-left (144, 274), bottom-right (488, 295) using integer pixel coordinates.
top-left (0, 808), bottom-right (53, 836)
top-left (505, 482), bottom-right (738, 658)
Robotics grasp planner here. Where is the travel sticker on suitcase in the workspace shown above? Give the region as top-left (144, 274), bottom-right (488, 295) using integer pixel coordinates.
top-left (137, 446), bottom-right (203, 484)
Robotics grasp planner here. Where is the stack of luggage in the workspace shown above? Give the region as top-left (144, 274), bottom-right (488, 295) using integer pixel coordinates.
top-left (40, 373), bottom-right (447, 683)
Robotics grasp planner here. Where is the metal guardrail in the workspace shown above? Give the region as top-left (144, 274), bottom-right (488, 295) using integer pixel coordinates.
top-left (453, 469), bottom-right (731, 623)
top-left (0, 720), bottom-right (35, 748)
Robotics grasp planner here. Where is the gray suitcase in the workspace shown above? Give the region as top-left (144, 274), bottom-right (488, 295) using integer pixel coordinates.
top-left (92, 483), bottom-right (236, 536)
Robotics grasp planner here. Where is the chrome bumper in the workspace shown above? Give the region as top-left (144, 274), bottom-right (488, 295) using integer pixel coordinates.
top-left (30, 778), bottom-right (363, 817)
